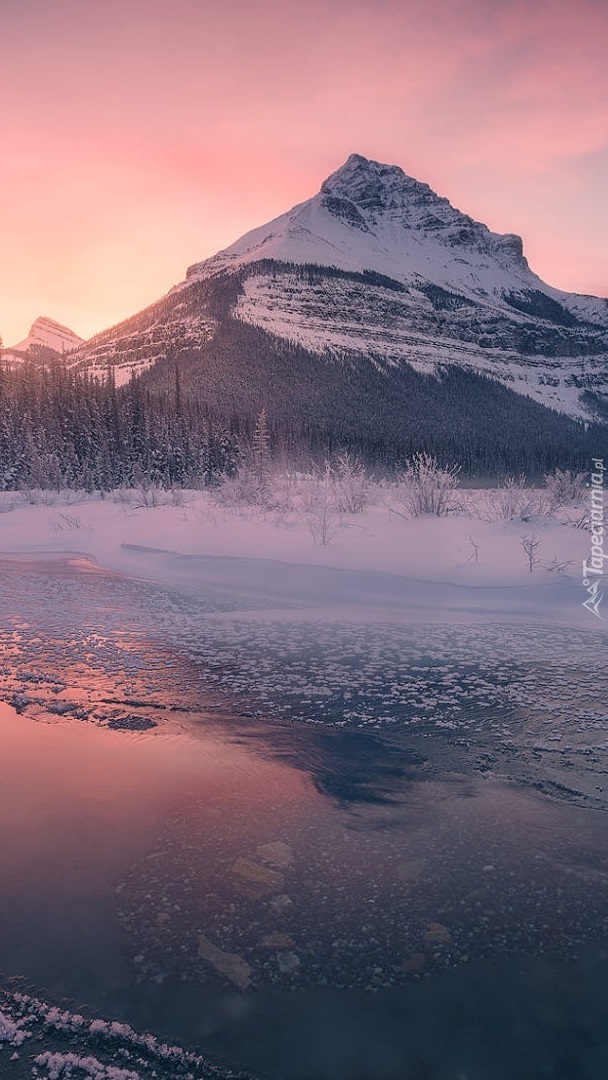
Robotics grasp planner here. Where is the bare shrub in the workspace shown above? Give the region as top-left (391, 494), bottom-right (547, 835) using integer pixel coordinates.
top-left (543, 555), bottom-right (575, 576)
top-left (133, 484), bottom-right (164, 508)
top-left (111, 487), bottom-right (136, 505)
top-left (308, 501), bottom-right (336, 546)
top-left (543, 468), bottom-right (586, 510)
top-left (18, 488), bottom-right (57, 507)
top-left (110, 483), bottom-right (191, 510)
top-left (520, 533), bottom-right (541, 572)
top-left (170, 487), bottom-right (191, 508)
top-left (397, 453), bottom-right (461, 517)
top-left (304, 464), bottom-right (338, 545)
top-left (468, 535), bottom-right (480, 564)
top-left (563, 509), bottom-right (590, 530)
top-left (333, 453), bottom-right (369, 513)
top-left (483, 476), bottom-right (543, 521)
top-left (48, 513), bottom-right (91, 532)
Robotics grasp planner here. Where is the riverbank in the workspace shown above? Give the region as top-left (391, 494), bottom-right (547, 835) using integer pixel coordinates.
top-left (0, 485), bottom-right (597, 628)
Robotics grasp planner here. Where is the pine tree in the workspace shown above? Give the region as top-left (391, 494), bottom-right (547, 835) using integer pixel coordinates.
top-left (252, 407), bottom-right (271, 494)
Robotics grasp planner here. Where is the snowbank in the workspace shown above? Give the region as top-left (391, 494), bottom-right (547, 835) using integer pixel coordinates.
top-left (0, 486), bottom-right (600, 629)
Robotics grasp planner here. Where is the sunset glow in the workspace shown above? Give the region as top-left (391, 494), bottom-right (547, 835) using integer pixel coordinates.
top-left (1, 0), bottom-right (607, 345)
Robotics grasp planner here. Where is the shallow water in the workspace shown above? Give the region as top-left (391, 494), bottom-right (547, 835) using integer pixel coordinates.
top-left (1, 556), bottom-right (608, 1079)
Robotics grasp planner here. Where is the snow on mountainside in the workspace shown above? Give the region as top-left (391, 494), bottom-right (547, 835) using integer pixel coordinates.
top-left (183, 154), bottom-right (608, 419)
top-left (188, 153), bottom-right (534, 291)
top-left (6, 316), bottom-right (84, 359)
top-left (72, 154), bottom-right (608, 422)
top-left (188, 153), bottom-right (607, 320)
top-left (231, 270), bottom-right (605, 417)
top-left (72, 294), bottom-right (216, 385)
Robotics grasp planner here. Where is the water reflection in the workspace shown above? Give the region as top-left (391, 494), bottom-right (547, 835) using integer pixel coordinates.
top-left (2, 557), bottom-right (608, 1079)
top-left (234, 725), bottom-right (427, 805)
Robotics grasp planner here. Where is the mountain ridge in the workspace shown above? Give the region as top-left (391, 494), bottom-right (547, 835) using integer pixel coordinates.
top-left (4, 316), bottom-right (84, 361)
top-left (64, 154), bottom-right (608, 468)
top-left (185, 153), bottom-right (607, 327)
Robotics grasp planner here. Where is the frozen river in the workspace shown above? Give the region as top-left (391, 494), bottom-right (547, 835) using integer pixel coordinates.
top-left (1, 555), bottom-right (608, 1079)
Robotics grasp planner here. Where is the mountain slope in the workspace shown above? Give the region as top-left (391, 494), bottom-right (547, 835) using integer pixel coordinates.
top-left (68, 154), bottom-right (608, 468)
top-left (183, 154), bottom-right (608, 419)
top-left (4, 317), bottom-right (84, 363)
top-left (189, 153), bottom-right (544, 296)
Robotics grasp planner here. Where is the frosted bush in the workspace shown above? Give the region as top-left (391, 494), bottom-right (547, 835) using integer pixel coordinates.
top-left (397, 452), bottom-right (461, 517)
top-left (35, 1051), bottom-right (141, 1080)
top-left (109, 485), bottom-right (192, 510)
top-left (133, 483), bottom-right (164, 508)
top-left (110, 487), bottom-right (135, 505)
top-left (544, 468), bottom-right (586, 510)
top-left (482, 475), bottom-right (545, 521)
top-left (18, 487), bottom-right (58, 507)
top-left (333, 452), bottom-right (369, 513)
top-left (214, 465), bottom-right (270, 507)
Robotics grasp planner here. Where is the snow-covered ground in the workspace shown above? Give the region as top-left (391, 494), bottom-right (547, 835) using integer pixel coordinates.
top-left (0, 482), bottom-right (597, 628)
top-left (3, 478), bottom-right (604, 810)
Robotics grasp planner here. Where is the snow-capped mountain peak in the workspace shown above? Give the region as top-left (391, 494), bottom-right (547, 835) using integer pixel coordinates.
top-left (9, 316), bottom-right (84, 357)
top-left (320, 152), bottom-right (527, 263)
top-left (71, 153), bottom-right (608, 426)
top-left (186, 153), bottom-right (531, 296)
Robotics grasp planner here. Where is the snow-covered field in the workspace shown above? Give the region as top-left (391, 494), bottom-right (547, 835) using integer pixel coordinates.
top-left (0, 480), bottom-right (595, 625)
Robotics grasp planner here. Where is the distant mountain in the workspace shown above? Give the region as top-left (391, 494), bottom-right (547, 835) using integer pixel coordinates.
top-left (69, 154), bottom-right (608, 470)
top-left (4, 317), bottom-right (84, 362)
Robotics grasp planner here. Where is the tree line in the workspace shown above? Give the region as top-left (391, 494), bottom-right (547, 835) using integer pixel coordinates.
top-left (2, 322), bottom-right (607, 492)
top-left (0, 359), bottom-right (239, 491)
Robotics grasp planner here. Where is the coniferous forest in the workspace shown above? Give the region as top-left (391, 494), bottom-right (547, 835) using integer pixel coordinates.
top-left (2, 324), bottom-right (607, 490)
top-left (44, 261), bottom-right (606, 484)
top-left (145, 311), bottom-right (607, 478)
top-left (0, 359), bottom-right (239, 491)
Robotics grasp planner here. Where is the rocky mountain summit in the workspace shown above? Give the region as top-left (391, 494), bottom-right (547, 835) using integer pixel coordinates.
top-left (4, 316), bottom-right (84, 362)
top-left (63, 154), bottom-right (608, 469)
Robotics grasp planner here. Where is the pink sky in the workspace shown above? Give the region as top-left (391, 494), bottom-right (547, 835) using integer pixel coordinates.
top-left (1, 0), bottom-right (607, 345)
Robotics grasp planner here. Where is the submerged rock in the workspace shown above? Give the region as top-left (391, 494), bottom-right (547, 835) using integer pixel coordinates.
top-left (423, 922), bottom-right (452, 945)
top-left (256, 841), bottom-right (294, 868)
top-left (197, 933), bottom-right (252, 991)
top-left (276, 951), bottom-right (300, 975)
top-left (261, 932), bottom-right (295, 949)
top-left (396, 857), bottom-right (427, 883)
top-left (107, 714), bottom-right (157, 731)
top-left (232, 858), bottom-right (284, 897)
top-left (269, 893), bottom-right (293, 914)
top-left (401, 952), bottom-right (426, 973)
